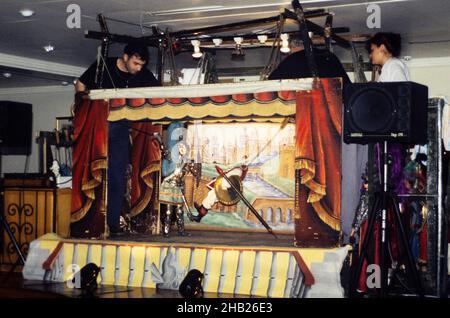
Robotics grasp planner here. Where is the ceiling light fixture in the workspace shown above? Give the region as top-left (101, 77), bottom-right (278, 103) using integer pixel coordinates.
top-left (212, 38), bottom-right (223, 46)
top-left (234, 37), bottom-right (244, 45)
top-left (257, 35), bottom-right (268, 44)
top-left (231, 37), bottom-right (245, 60)
top-left (191, 40), bottom-right (203, 58)
top-left (19, 9), bottom-right (35, 17)
top-left (43, 44), bottom-right (54, 53)
top-left (3, 72), bottom-right (12, 78)
top-left (280, 33), bottom-right (290, 53)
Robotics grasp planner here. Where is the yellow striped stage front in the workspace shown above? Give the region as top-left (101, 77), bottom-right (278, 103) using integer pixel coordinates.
top-left (23, 233), bottom-right (341, 298)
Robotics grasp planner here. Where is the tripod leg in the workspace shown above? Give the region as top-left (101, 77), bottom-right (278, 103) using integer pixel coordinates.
top-left (389, 196), bottom-right (424, 297)
top-left (0, 214), bottom-right (26, 265)
top-left (351, 193), bottom-right (380, 296)
top-left (379, 192), bottom-right (389, 297)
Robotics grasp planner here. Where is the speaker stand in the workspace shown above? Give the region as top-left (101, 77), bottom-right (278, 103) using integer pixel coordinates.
top-left (350, 141), bottom-right (423, 297)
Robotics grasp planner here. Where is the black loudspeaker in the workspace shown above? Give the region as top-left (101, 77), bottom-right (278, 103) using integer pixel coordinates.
top-left (0, 101), bottom-right (32, 155)
top-left (343, 82), bottom-right (428, 144)
top-left (71, 263), bottom-right (100, 295)
top-left (179, 269), bottom-right (204, 298)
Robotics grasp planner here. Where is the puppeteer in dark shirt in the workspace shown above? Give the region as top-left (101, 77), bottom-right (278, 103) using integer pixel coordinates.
top-left (79, 57), bottom-right (160, 90)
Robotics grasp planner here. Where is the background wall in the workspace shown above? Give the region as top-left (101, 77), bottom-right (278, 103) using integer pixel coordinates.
top-left (0, 86), bottom-right (73, 175)
top-left (407, 57), bottom-right (450, 99)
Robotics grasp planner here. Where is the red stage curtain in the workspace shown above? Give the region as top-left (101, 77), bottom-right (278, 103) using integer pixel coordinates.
top-left (295, 78), bottom-right (342, 233)
top-left (70, 101), bottom-right (161, 237)
top-left (129, 122), bottom-right (162, 218)
top-left (70, 99), bottom-right (108, 238)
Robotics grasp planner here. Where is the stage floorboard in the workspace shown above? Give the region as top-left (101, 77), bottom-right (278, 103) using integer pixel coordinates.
top-left (106, 230), bottom-right (294, 248)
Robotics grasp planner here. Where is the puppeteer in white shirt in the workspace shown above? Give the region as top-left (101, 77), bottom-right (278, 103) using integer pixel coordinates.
top-left (378, 57), bottom-right (411, 82)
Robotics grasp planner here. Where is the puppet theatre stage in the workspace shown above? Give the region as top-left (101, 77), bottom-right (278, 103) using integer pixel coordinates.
top-left (21, 79), bottom-right (350, 297)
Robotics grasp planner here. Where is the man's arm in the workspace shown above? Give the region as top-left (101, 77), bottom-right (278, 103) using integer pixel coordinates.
top-left (75, 61), bottom-right (98, 92)
top-left (75, 79), bottom-right (87, 93)
top-left (74, 79), bottom-right (89, 105)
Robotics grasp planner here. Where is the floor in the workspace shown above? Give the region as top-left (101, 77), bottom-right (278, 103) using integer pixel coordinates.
top-left (2, 271), bottom-right (448, 298)
top-left (0, 271), bottom-right (243, 298)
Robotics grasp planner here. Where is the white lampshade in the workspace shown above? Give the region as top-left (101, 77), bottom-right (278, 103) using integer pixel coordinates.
top-left (280, 33), bottom-right (290, 53)
top-left (233, 37), bottom-right (243, 45)
top-left (257, 35), bottom-right (268, 44)
top-left (213, 38), bottom-right (223, 46)
top-left (191, 40), bottom-right (203, 58)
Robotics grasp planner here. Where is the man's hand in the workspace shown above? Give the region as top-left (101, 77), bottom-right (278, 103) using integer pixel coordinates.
top-left (74, 91), bottom-right (89, 105)
top-left (74, 79), bottom-right (87, 93)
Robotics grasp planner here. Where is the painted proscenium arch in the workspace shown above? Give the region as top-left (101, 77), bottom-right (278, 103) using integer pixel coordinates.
top-left (108, 90), bottom-right (298, 122)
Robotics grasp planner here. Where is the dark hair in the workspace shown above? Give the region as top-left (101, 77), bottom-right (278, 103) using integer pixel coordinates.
top-left (366, 32), bottom-right (402, 57)
top-left (123, 42), bottom-right (150, 62)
